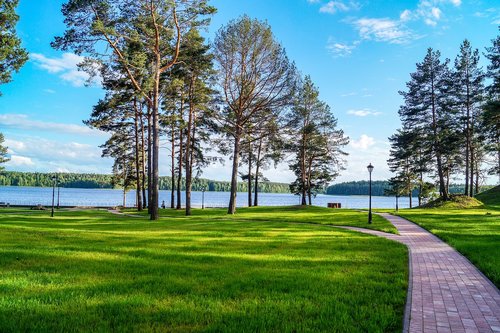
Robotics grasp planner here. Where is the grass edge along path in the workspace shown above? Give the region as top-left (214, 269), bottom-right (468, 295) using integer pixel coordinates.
top-left (394, 207), bottom-right (500, 288)
top-left (377, 213), bottom-right (500, 333)
top-left (0, 208), bottom-right (407, 333)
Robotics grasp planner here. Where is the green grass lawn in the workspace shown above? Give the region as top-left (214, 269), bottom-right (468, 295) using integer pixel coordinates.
top-left (125, 205), bottom-right (398, 234)
top-left (395, 207), bottom-right (500, 288)
top-left (0, 207), bottom-right (407, 332)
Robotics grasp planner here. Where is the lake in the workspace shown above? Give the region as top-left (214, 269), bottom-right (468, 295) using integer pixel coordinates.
top-left (0, 186), bottom-right (418, 209)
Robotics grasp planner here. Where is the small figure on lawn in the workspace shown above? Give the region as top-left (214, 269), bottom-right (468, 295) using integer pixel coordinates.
top-left (161, 200), bottom-right (166, 209)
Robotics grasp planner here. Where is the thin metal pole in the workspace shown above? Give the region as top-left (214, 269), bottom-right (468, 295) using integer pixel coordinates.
top-left (57, 185), bottom-right (60, 209)
top-left (202, 190), bottom-right (205, 209)
top-left (51, 179), bottom-right (55, 218)
top-left (368, 172), bottom-right (372, 224)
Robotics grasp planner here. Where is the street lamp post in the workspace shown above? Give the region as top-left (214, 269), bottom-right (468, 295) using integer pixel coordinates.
top-left (202, 187), bottom-right (206, 209)
top-left (367, 163), bottom-right (374, 224)
top-left (57, 180), bottom-right (60, 209)
top-left (51, 175), bottom-right (57, 218)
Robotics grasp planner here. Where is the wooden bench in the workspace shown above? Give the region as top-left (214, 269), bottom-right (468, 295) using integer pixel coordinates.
top-left (327, 202), bottom-right (341, 208)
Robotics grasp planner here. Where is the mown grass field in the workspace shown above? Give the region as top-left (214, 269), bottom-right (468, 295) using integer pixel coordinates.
top-left (395, 189), bottom-right (500, 288)
top-left (125, 205), bottom-right (398, 234)
top-left (0, 207), bottom-right (407, 332)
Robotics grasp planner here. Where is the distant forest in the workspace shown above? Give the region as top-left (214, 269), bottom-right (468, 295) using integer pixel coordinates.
top-left (0, 172), bottom-right (493, 196)
top-left (326, 181), bottom-right (494, 197)
top-left (0, 171), bottom-right (290, 193)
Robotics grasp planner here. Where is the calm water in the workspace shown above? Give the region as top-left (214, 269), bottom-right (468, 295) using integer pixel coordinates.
top-left (0, 186), bottom-right (418, 209)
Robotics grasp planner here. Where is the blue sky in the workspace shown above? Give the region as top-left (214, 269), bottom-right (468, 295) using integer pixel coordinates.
top-left (1, 0), bottom-right (498, 183)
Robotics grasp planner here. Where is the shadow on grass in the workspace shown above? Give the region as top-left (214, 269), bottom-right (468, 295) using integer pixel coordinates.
top-left (0, 214), bottom-right (407, 333)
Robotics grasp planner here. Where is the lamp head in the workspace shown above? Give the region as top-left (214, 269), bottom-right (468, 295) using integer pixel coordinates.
top-left (367, 163), bottom-right (374, 174)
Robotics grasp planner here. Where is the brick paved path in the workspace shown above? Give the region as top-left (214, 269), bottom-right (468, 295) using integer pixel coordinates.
top-left (340, 213), bottom-right (500, 333)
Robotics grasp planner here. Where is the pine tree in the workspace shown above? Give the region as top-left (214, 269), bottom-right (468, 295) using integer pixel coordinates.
top-left (385, 176), bottom-right (407, 211)
top-left (0, 133), bottom-right (9, 171)
top-left (483, 28), bottom-right (500, 183)
top-left (213, 16), bottom-right (295, 214)
top-left (388, 128), bottom-right (418, 208)
top-left (53, 0), bottom-right (215, 220)
top-left (453, 40), bottom-right (485, 196)
top-left (102, 131), bottom-right (137, 208)
top-left (288, 75), bottom-right (348, 205)
top-left (398, 48), bottom-right (452, 200)
top-left (0, 0), bottom-right (28, 95)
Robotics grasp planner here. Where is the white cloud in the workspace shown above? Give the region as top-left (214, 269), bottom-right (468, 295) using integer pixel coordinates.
top-left (353, 18), bottom-right (414, 44)
top-left (326, 38), bottom-right (359, 57)
top-left (400, 9), bottom-right (412, 21)
top-left (30, 53), bottom-right (94, 87)
top-left (3, 136), bottom-right (112, 173)
top-left (315, 0), bottom-right (360, 14)
top-left (6, 155), bottom-right (35, 167)
top-left (338, 142), bottom-right (392, 182)
top-left (401, 0), bottom-right (461, 27)
top-left (320, 1), bottom-right (348, 13)
top-left (5, 139), bottom-right (26, 153)
top-left (350, 134), bottom-right (376, 150)
top-left (0, 114), bottom-right (106, 137)
top-left (431, 7), bottom-right (442, 19)
top-left (347, 109), bottom-right (381, 117)
top-left (60, 70), bottom-right (91, 87)
top-left (43, 89), bottom-right (56, 94)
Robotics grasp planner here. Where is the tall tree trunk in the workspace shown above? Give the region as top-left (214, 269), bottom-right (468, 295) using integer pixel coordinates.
top-left (497, 133), bottom-right (500, 184)
top-left (123, 187), bottom-right (127, 208)
top-left (170, 116), bottom-right (176, 209)
top-left (408, 181), bottom-right (412, 209)
top-left (185, 76), bottom-right (195, 216)
top-left (147, 101), bottom-right (153, 214)
top-left (470, 121), bottom-right (475, 196)
top-left (307, 158), bottom-right (313, 206)
top-left (228, 126), bottom-right (241, 214)
top-left (123, 161), bottom-right (127, 208)
top-left (140, 108), bottom-right (147, 209)
top-left (176, 95), bottom-right (184, 210)
top-left (247, 142), bottom-right (252, 207)
top-left (300, 133), bottom-right (307, 206)
top-left (150, 73), bottom-right (160, 220)
top-left (188, 110), bottom-right (197, 214)
top-left (446, 168), bottom-right (450, 194)
top-left (431, 77), bottom-right (448, 200)
top-left (133, 98), bottom-right (143, 211)
top-left (418, 171), bottom-right (423, 207)
top-left (475, 158), bottom-right (480, 195)
top-left (464, 100), bottom-right (471, 196)
top-left (254, 138), bottom-right (262, 207)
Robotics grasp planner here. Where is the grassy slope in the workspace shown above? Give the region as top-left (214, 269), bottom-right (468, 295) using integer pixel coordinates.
top-left (476, 185), bottom-right (500, 209)
top-left (396, 195), bottom-right (500, 287)
top-left (0, 208), bottom-right (407, 332)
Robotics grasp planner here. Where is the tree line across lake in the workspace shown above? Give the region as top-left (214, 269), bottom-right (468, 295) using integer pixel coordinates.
top-left (0, 171), bottom-right (290, 193)
top-left (0, 172), bottom-right (492, 198)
